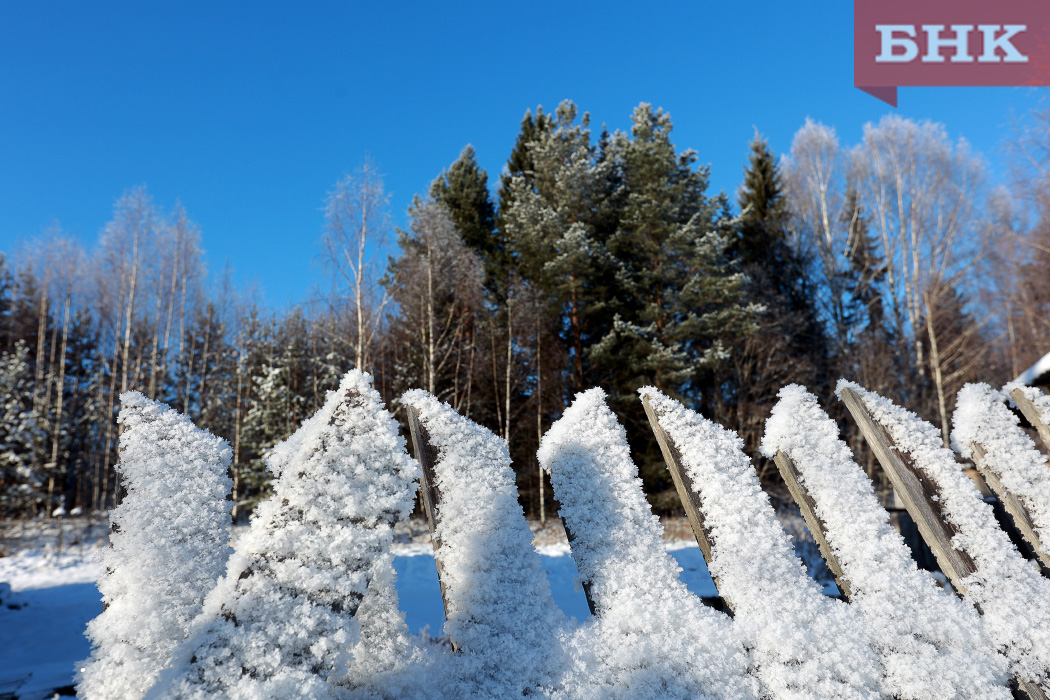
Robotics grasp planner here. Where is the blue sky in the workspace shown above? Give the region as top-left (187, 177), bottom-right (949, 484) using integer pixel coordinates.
top-left (1, 1), bottom-right (1046, 308)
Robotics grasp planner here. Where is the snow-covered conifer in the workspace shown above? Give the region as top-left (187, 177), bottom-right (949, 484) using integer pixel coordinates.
top-left (152, 370), bottom-right (420, 700)
top-left (764, 384), bottom-right (1011, 700)
top-left (837, 380), bottom-right (1050, 690)
top-left (953, 383), bottom-right (1050, 555)
top-left (0, 341), bottom-right (45, 517)
top-left (639, 386), bottom-right (883, 700)
top-left (400, 389), bottom-right (567, 699)
top-left (538, 388), bottom-right (758, 700)
top-left (77, 392), bottom-right (233, 700)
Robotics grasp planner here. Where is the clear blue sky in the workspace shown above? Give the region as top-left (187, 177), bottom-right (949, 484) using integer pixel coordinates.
top-left (1, 1), bottom-right (1046, 308)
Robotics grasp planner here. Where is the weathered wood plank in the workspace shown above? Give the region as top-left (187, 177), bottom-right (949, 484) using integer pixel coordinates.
top-left (1019, 676), bottom-right (1050, 700)
top-left (641, 394), bottom-right (733, 614)
top-left (970, 442), bottom-right (1050, 573)
top-left (772, 450), bottom-right (852, 600)
top-left (839, 387), bottom-right (978, 593)
top-left (405, 405), bottom-right (458, 651)
top-left (560, 520), bottom-right (597, 616)
top-left (842, 388), bottom-right (1050, 698)
top-left (1010, 387), bottom-right (1050, 454)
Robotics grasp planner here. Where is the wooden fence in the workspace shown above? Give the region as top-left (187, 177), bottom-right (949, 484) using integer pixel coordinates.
top-left (406, 384), bottom-right (1050, 700)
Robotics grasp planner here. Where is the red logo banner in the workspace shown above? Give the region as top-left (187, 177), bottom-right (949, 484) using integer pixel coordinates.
top-left (855, 0), bottom-right (1050, 106)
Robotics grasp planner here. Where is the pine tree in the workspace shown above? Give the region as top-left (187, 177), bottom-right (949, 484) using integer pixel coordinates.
top-left (78, 392), bottom-right (232, 700)
top-left (587, 105), bottom-right (760, 502)
top-left (502, 100), bottom-right (616, 392)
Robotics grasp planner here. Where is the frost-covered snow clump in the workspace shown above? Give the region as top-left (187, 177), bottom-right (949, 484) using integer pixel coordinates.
top-left (837, 380), bottom-right (1050, 691)
top-left (640, 386), bottom-right (884, 700)
top-left (539, 388), bottom-right (759, 700)
top-left (78, 392), bottom-right (233, 700)
top-left (764, 384), bottom-right (1010, 700)
top-left (401, 389), bottom-right (568, 699)
top-left (150, 370), bottom-right (421, 700)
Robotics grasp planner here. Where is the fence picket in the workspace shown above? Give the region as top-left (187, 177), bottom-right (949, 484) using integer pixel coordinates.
top-left (404, 405), bottom-right (458, 651)
top-left (1010, 387), bottom-right (1050, 453)
top-left (841, 387), bottom-right (1050, 700)
top-left (641, 394), bottom-right (732, 613)
top-left (969, 442), bottom-right (1050, 572)
top-left (839, 386), bottom-right (978, 591)
top-left (771, 450), bottom-right (852, 600)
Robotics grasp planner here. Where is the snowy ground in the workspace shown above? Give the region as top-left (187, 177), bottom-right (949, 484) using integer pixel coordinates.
top-left (0, 515), bottom-right (830, 699)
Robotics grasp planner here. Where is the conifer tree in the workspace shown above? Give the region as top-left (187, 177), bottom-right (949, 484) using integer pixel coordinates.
top-left (714, 134), bottom-right (827, 481)
top-left (589, 105), bottom-right (760, 501)
top-left (429, 146), bottom-right (498, 272)
top-left (502, 101), bottom-right (615, 392)
top-left (0, 341), bottom-right (44, 516)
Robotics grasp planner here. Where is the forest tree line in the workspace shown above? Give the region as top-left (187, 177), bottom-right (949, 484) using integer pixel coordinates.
top-left (2, 100), bottom-right (1049, 521)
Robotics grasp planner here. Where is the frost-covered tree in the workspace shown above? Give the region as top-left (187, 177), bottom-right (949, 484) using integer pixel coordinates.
top-left (638, 387), bottom-right (883, 700)
top-left (384, 199), bottom-right (484, 402)
top-left (151, 370), bottom-right (419, 700)
top-left (77, 392), bottom-right (233, 700)
top-left (430, 145), bottom-right (499, 281)
top-left (401, 389), bottom-right (567, 698)
top-left (764, 385), bottom-right (1011, 700)
top-left (0, 341), bottom-right (44, 517)
top-left (539, 388), bottom-right (759, 700)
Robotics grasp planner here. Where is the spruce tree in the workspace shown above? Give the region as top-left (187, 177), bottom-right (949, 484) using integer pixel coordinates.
top-left (429, 146), bottom-right (497, 264)
top-left (713, 134), bottom-right (827, 479)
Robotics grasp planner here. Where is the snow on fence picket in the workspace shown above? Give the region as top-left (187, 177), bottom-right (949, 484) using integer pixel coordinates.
top-left (838, 380), bottom-right (1050, 698)
top-left (78, 373), bottom-right (1050, 700)
top-left (401, 389), bottom-right (568, 699)
top-left (762, 384), bottom-right (1011, 700)
top-left (538, 388), bottom-right (759, 700)
top-left (953, 383), bottom-right (1050, 570)
top-left (640, 387), bottom-right (884, 700)
top-left (1009, 384), bottom-right (1050, 451)
top-left (145, 371), bottom-right (422, 700)
top-left (78, 392), bottom-right (234, 700)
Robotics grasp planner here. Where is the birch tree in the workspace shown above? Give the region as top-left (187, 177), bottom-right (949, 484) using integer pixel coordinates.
top-left (322, 160), bottom-right (391, 371)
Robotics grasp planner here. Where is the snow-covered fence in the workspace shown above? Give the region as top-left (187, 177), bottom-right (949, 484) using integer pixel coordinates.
top-left (837, 381), bottom-right (1050, 700)
top-left (78, 374), bottom-right (1050, 700)
top-left (953, 383), bottom-right (1050, 572)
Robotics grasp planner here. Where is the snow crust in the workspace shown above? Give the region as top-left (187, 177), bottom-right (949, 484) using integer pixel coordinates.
top-left (639, 387), bottom-right (883, 700)
top-left (836, 380), bottom-right (1050, 689)
top-left (539, 388), bottom-right (759, 700)
top-left (78, 392), bottom-right (233, 700)
top-left (953, 383), bottom-right (1050, 556)
top-left (401, 389), bottom-right (568, 699)
top-left (764, 384), bottom-right (1010, 699)
top-left (150, 371), bottom-right (421, 700)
